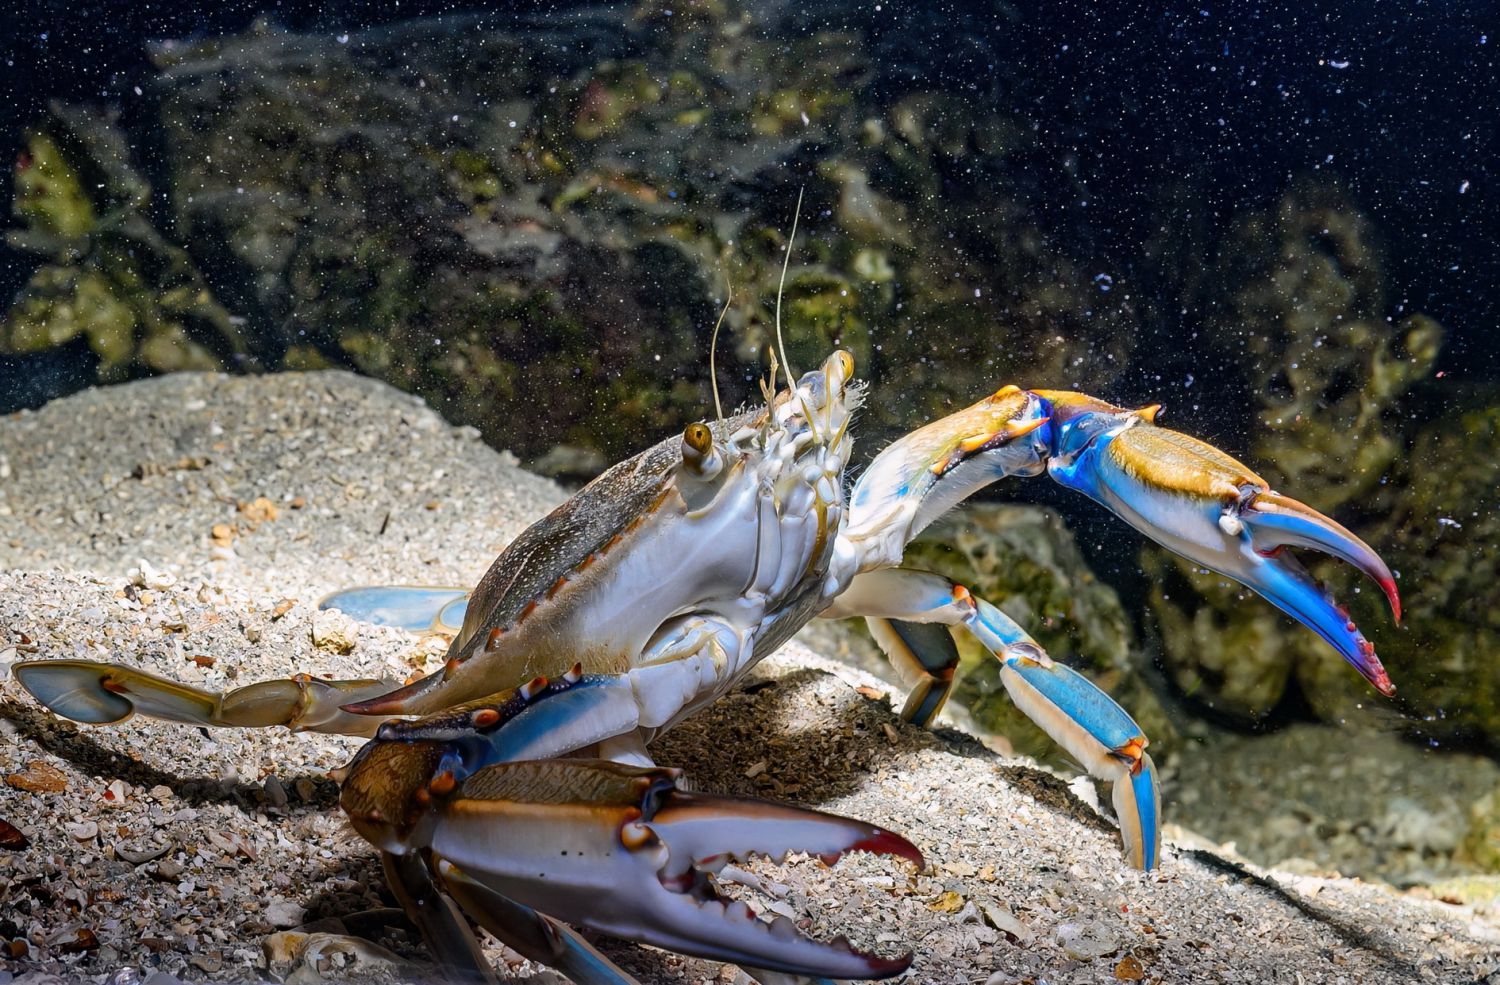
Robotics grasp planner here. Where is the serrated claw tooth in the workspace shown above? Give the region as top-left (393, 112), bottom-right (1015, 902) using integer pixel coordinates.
top-left (726, 900), bottom-right (757, 923)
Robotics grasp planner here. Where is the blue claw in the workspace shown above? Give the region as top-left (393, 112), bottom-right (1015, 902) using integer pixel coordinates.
top-left (1033, 391), bottom-right (1400, 696)
top-left (319, 586), bottom-right (470, 634)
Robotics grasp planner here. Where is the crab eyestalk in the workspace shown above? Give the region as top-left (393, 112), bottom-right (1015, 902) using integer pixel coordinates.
top-left (1034, 391), bottom-right (1401, 695)
top-left (680, 422), bottom-right (724, 481)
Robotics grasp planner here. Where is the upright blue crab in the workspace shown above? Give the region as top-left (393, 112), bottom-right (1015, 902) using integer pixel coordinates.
top-left (16, 351), bottom-right (1400, 984)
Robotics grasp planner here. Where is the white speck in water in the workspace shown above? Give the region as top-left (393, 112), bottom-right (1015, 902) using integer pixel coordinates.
top-left (508, 120), bottom-right (517, 128)
top-left (800, 111), bottom-right (810, 125)
top-left (336, 33), bottom-right (349, 44)
top-left (1438, 517), bottom-right (1462, 529)
top-left (1328, 59), bottom-right (1350, 69)
top-left (1460, 179), bottom-right (1471, 194)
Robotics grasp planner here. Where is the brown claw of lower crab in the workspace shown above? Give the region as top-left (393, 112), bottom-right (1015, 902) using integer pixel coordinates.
top-left (360, 757), bottom-right (921, 980)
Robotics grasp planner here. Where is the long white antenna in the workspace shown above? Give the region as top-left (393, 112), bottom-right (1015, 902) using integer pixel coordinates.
top-left (709, 271), bottom-right (732, 423)
top-left (774, 186), bottom-right (804, 385)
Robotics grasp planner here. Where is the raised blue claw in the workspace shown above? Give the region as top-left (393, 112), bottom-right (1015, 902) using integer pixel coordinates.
top-left (1033, 391), bottom-right (1401, 696)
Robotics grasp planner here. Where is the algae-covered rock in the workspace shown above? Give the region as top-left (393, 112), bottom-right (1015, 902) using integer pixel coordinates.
top-left (1, 103), bottom-right (247, 380)
top-left (1145, 183), bottom-right (1441, 725)
top-left (3, 5), bottom-right (1140, 460)
top-left (903, 503), bottom-right (1175, 761)
top-left (1207, 183), bottom-right (1441, 510)
top-left (1363, 406), bottom-right (1500, 747)
top-left (1462, 787), bottom-right (1500, 873)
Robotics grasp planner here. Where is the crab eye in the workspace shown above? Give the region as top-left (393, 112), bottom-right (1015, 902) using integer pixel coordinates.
top-left (683, 423), bottom-right (713, 456)
top-left (834, 350), bottom-right (854, 381)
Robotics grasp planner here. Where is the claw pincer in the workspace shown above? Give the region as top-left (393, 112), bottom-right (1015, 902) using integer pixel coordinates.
top-left (342, 687), bottom-right (922, 980)
top-left (1031, 390), bottom-right (1401, 695)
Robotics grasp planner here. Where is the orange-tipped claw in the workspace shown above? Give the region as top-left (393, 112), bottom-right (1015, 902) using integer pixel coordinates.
top-left (1039, 405), bottom-right (1402, 698)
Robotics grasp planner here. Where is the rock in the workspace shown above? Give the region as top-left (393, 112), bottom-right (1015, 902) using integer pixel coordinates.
top-left (263, 932), bottom-right (422, 985)
top-left (1359, 407), bottom-right (1500, 745)
top-left (310, 608), bottom-right (359, 655)
top-left (1055, 920), bottom-right (1120, 960)
top-left (3, 7), bottom-right (1140, 462)
top-left (5, 762), bottom-right (67, 794)
top-left (128, 559), bottom-right (175, 591)
top-left (1463, 787), bottom-right (1500, 872)
top-left (264, 901), bottom-right (308, 929)
top-left (1, 105), bottom-right (247, 383)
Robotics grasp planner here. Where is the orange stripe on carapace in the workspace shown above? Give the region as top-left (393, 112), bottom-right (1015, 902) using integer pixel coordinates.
top-left (547, 575), bottom-right (569, 599)
top-left (471, 707), bottom-right (501, 728)
top-left (102, 678), bottom-right (129, 695)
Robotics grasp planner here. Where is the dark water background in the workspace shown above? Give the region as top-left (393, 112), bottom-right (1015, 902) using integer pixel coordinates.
top-left (4, 0), bottom-right (1494, 395)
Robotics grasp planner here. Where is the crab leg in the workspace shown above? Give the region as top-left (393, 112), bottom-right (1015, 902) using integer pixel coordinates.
top-left (318, 585), bottom-right (470, 635)
top-left (13, 659), bottom-right (397, 737)
top-left (823, 568), bottom-right (1160, 870)
top-left (436, 860), bottom-right (641, 985)
top-left (863, 617), bottom-right (961, 727)
top-left (382, 851), bottom-right (497, 984)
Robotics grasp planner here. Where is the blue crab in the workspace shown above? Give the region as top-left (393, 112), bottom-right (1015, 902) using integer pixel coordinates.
top-left (15, 351), bottom-right (1400, 984)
